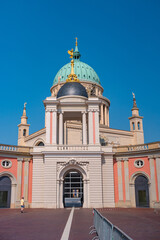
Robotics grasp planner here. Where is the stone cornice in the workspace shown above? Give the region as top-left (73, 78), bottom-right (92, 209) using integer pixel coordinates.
top-left (100, 127), bottom-right (133, 136)
top-left (46, 109), bottom-right (57, 112)
top-left (116, 157), bottom-right (128, 161)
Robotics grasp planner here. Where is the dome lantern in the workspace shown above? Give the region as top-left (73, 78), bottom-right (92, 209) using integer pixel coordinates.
top-left (57, 46), bottom-right (88, 99)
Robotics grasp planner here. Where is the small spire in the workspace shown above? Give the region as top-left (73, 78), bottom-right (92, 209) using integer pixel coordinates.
top-left (73, 38), bottom-right (81, 60)
top-left (21, 102), bottom-right (28, 124)
top-left (75, 37), bottom-right (78, 46)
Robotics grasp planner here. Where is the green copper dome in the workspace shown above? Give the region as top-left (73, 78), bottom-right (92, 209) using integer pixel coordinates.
top-left (53, 46), bottom-right (101, 86)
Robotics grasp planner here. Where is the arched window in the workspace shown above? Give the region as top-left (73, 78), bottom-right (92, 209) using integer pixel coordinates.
top-left (37, 142), bottom-right (44, 146)
top-left (138, 122), bottom-right (140, 130)
top-left (23, 129), bottom-right (26, 136)
top-left (0, 176), bottom-right (11, 208)
top-left (132, 122), bottom-right (135, 130)
top-left (135, 175), bottom-right (149, 207)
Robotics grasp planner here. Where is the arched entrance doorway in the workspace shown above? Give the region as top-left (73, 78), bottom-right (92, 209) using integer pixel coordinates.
top-left (135, 175), bottom-right (149, 207)
top-left (0, 176), bottom-right (11, 208)
top-left (63, 170), bottom-right (83, 208)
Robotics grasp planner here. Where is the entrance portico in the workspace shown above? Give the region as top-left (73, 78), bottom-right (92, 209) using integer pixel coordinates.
top-left (57, 159), bottom-right (89, 208)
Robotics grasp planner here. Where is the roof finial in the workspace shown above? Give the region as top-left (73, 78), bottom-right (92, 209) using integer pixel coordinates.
top-left (75, 37), bottom-right (78, 46)
top-left (24, 102), bottom-right (27, 109)
top-left (23, 102), bottom-right (27, 116)
top-left (132, 92), bottom-right (138, 108)
top-left (132, 92), bottom-right (135, 99)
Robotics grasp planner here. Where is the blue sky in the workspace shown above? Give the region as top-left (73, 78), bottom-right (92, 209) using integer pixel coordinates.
top-left (0, 0), bottom-right (160, 145)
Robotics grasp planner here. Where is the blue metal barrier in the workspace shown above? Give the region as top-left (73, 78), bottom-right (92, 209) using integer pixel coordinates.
top-left (92, 209), bottom-right (133, 240)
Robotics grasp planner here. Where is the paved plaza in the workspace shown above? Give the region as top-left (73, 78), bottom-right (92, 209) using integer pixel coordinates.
top-left (0, 208), bottom-right (160, 240)
top-left (99, 208), bottom-right (160, 240)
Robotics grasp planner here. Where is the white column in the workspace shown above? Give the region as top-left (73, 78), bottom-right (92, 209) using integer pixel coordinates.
top-left (107, 107), bottom-right (109, 127)
top-left (104, 106), bottom-right (107, 125)
top-left (95, 110), bottom-right (100, 144)
top-left (60, 180), bottom-right (63, 208)
top-left (57, 180), bottom-right (60, 208)
top-left (59, 111), bottom-right (63, 145)
top-left (88, 110), bottom-right (93, 145)
top-left (83, 180), bottom-right (88, 208)
top-left (46, 110), bottom-right (50, 144)
top-left (52, 110), bottom-right (57, 144)
top-left (64, 121), bottom-right (67, 145)
top-left (82, 112), bottom-right (87, 145)
top-left (11, 184), bottom-right (17, 208)
top-left (95, 87), bottom-right (98, 96)
top-left (100, 104), bottom-right (104, 124)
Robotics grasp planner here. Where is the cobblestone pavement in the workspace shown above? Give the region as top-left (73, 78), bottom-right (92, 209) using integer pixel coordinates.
top-left (69, 208), bottom-right (93, 240)
top-left (98, 208), bottom-right (160, 240)
top-left (0, 208), bottom-right (70, 240)
top-left (1, 208), bottom-right (160, 240)
top-left (0, 208), bottom-right (93, 240)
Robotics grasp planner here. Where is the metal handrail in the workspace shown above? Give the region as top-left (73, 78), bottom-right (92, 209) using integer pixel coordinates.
top-left (92, 209), bottom-right (133, 240)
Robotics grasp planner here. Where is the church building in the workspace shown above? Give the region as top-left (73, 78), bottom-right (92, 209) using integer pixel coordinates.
top-left (0, 40), bottom-right (160, 209)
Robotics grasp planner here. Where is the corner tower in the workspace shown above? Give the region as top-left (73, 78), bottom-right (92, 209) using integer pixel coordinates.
top-left (18, 103), bottom-right (30, 146)
top-left (129, 93), bottom-right (144, 144)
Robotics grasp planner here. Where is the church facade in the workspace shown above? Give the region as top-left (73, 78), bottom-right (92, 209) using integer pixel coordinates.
top-left (0, 41), bottom-right (160, 209)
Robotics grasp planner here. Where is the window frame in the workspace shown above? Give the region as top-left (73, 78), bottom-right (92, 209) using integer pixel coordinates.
top-left (1, 159), bottom-right (12, 169)
top-left (134, 159), bottom-right (144, 168)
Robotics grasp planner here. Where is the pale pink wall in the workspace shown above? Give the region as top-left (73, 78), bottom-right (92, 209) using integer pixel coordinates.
top-left (128, 157), bottom-right (150, 179)
top-left (0, 157), bottom-right (17, 179)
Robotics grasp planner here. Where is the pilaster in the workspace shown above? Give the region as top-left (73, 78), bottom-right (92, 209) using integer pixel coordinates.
top-left (23, 159), bottom-right (30, 207)
top-left (117, 159), bottom-right (123, 201)
top-left (95, 110), bottom-right (100, 144)
top-left (104, 106), bottom-right (107, 125)
top-left (46, 110), bottom-right (50, 144)
top-left (149, 156), bottom-right (157, 204)
top-left (15, 158), bottom-right (23, 207)
top-left (88, 110), bottom-right (93, 145)
top-left (82, 111), bottom-right (87, 145)
top-left (52, 110), bottom-right (57, 144)
top-left (59, 111), bottom-right (64, 145)
top-left (124, 159), bottom-right (130, 201)
top-left (155, 156), bottom-right (160, 201)
top-left (100, 104), bottom-right (104, 124)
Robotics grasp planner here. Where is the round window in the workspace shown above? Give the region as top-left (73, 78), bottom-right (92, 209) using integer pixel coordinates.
top-left (134, 159), bottom-right (144, 168)
top-left (1, 160), bottom-right (12, 169)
